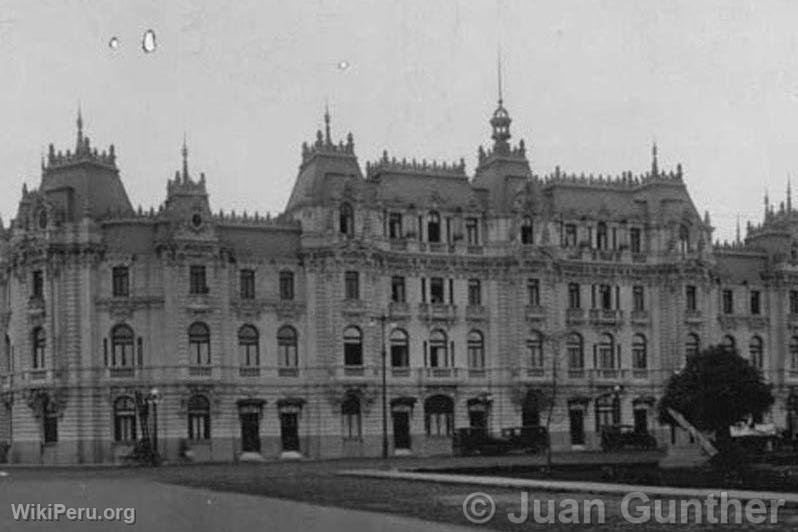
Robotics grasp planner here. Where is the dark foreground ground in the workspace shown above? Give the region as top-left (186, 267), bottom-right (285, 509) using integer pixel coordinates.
top-left (3, 451), bottom-right (798, 531)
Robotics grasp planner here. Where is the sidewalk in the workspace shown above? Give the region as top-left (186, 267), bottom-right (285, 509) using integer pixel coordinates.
top-left (340, 468), bottom-right (798, 505)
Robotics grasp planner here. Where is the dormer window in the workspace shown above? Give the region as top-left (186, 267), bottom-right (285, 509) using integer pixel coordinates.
top-left (596, 222), bottom-right (608, 250)
top-left (629, 227), bottom-right (642, 253)
top-left (112, 266), bottom-right (129, 297)
top-left (388, 213), bottom-right (403, 239)
top-left (38, 209), bottom-right (48, 229)
top-left (339, 203), bottom-right (354, 236)
top-left (679, 225), bottom-right (690, 254)
top-left (427, 211), bottom-right (441, 243)
top-left (520, 217), bottom-right (533, 244)
top-left (465, 217), bottom-right (479, 245)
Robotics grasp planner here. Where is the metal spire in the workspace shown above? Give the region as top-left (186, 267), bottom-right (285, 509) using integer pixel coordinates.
top-left (497, 48), bottom-right (503, 105)
top-left (76, 103), bottom-right (84, 151)
top-left (181, 133), bottom-right (189, 182)
top-left (651, 140), bottom-right (658, 177)
top-left (324, 101), bottom-right (331, 145)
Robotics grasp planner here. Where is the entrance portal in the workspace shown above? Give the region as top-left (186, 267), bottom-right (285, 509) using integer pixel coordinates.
top-left (240, 413), bottom-right (261, 453)
top-left (393, 411), bottom-right (411, 450)
top-left (569, 408), bottom-right (585, 445)
top-left (280, 412), bottom-right (299, 452)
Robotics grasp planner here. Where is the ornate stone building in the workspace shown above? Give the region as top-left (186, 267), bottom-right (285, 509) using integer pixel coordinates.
top-left (0, 99), bottom-right (794, 464)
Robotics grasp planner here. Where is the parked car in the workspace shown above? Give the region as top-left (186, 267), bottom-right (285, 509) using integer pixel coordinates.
top-left (453, 425), bottom-right (549, 456)
top-left (600, 425), bottom-right (657, 452)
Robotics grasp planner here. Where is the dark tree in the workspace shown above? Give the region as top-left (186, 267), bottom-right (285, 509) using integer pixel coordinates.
top-left (658, 344), bottom-right (774, 451)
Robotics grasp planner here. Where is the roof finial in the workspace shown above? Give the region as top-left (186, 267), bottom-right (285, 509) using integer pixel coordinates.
top-left (764, 188), bottom-right (770, 218)
top-left (735, 215), bottom-right (741, 244)
top-left (181, 133), bottom-right (189, 182)
top-left (497, 47), bottom-right (503, 105)
top-left (787, 176), bottom-right (792, 213)
top-left (324, 102), bottom-right (332, 145)
top-left (76, 103), bottom-right (84, 151)
top-left (651, 140), bottom-right (658, 177)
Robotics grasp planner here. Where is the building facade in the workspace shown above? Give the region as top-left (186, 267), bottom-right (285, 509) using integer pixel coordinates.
top-left (0, 100), bottom-right (796, 464)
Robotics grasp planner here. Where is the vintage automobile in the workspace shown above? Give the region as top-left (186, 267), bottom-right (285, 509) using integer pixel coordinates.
top-left (452, 425), bottom-right (549, 456)
top-left (600, 424), bottom-right (658, 452)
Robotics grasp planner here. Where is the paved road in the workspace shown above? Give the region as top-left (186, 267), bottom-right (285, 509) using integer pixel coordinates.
top-left (0, 475), bottom-right (473, 532)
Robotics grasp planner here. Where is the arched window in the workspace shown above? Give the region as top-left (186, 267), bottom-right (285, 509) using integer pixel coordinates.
top-left (341, 393), bottom-right (361, 439)
top-left (521, 216), bottom-right (534, 244)
top-left (428, 329), bottom-right (448, 368)
top-left (749, 336), bottom-right (764, 369)
top-left (339, 202), bottom-right (354, 236)
top-left (427, 211), bottom-right (441, 243)
top-left (188, 322), bottom-right (210, 366)
top-left (111, 324), bottom-right (135, 368)
top-left (597, 333), bottom-right (615, 369)
top-left (632, 334), bottom-right (647, 369)
top-left (567, 333), bottom-right (584, 370)
top-left (790, 337), bottom-right (798, 371)
top-left (679, 224), bottom-right (690, 254)
top-left (685, 333), bottom-right (700, 361)
top-left (596, 222), bottom-right (608, 250)
top-left (721, 335), bottom-right (736, 354)
top-left (467, 330), bottom-right (485, 369)
top-left (113, 396), bottom-right (137, 442)
top-left (187, 395), bottom-right (211, 440)
top-left (343, 326), bottom-right (363, 366)
top-left (32, 327), bottom-right (46, 369)
top-left (389, 328), bottom-right (409, 368)
top-left (278, 326), bottom-right (298, 367)
top-left (527, 331), bottom-right (543, 369)
top-left (238, 325), bottom-right (259, 367)
top-left (424, 394), bottom-right (454, 436)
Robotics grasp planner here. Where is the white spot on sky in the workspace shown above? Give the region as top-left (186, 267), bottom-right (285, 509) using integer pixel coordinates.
top-left (337, 60), bottom-right (350, 70)
top-left (108, 36), bottom-right (120, 50)
top-left (142, 29), bottom-right (157, 54)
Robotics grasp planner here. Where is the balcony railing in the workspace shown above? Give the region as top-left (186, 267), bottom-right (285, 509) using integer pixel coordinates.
top-left (108, 367), bottom-right (136, 379)
top-left (589, 309), bottom-right (624, 326)
top-left (418, 303), bottom-right (457, 323)
top-left (388, 301), bottom-right (411, 319)
top-left (565, 308), bottom-right (586, 324)
top-left (630, 310), bottom-right (650, 323)
top-left (525, 305), bottom-right (546, 321)
top-left (188, 365), bottom-right (213, 377)
top-left (239, 367), bottom-right (261, 377)
top-left (465, 305), bottom-right (488, 321)
top-left (684, 309), bottom-right (703, 323)
top-left (278, 367), bottom-right (299, 377)
top-left (391, 367), bottom-right (412, 378)
top-left (468, 368), bottom-right (487, 379)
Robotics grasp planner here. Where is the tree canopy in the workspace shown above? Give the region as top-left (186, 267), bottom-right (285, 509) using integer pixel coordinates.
top-left (658, 344), bottom-right (774, 443)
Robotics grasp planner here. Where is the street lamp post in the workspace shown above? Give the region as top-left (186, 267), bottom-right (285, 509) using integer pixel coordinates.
top-left (369, 314), bottom-right (392, 460)
top-left (147, 388), bottom-right (160, 464)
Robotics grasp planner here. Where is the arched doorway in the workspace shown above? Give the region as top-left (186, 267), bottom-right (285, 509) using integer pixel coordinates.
top-left (467, 397), bottom-right (490, 430)
top-left (390, 397), bottom-right (416, 451)
top-left (522, 390), bottom-right (542, 427)
top-left (237, 399), bottom-right (264, 453)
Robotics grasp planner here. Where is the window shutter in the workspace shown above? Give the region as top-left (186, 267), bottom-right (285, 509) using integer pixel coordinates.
top-left (423, 341), bottom-right (428, 367)
top-left (103, 339), bottom-right (108, 366)
top-left (592, 344), bottom-right (597, 368)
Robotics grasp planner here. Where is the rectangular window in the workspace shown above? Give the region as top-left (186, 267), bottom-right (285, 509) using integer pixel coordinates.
top-left (240, 269), bottom-right (255, 300)
top-left (188, 414), bottom-right (210, 440)
top-left (791, 290), bottom-right (798, 314)
top-left (425, 412), bottom-right (453, 437)
top-left (750, 290), bottom-right (761, 315)
top-left (343, 412), bottom-right (362, 439)
top-left (527, 279), bottom-right (540, 307)
top-left (568, 283), bottom-right (581, 309)
top-left (468, 279), bottom-right (481, 306)
top-left (564, 224), bottom-right (577, 247)
top-left (391, 276), bottom-right (406, 303)
top-left (527, 340), bottom-right (543, 368)
top-left (32, 270), bottom-right (44, 299)
top-left (722, 289), bottom-right (733, 314)
top-left (112, 266), bottom-right (129, 297)
top-left (388, 213), bottom-right (403, 239)
top-left (279, 271), bottom-right (294, 301)
top-left (629, 228), bottom-right (641, 254)
top-left (344, 271), bottom-right (359, 300)
top-left (189, 265), bottom-right (207, 294)
top-left (465, 218), bottom-right (479, 245)
top-left (686, 285), bottom-right (697, 311)
top-left (429, 277), bottom-right (445, 304)
top-left (632, 286), bottom-right (645, 312)
top-left (599, 284), bottom-right (612, 310)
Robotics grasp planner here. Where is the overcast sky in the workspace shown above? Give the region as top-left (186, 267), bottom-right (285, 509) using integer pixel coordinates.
top-left (1, 0), bottom-right (797, 242)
